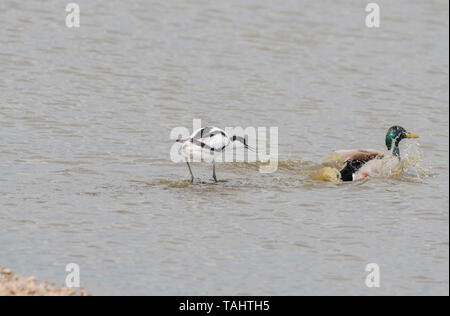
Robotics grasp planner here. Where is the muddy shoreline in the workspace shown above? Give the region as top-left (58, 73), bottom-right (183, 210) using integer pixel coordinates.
top-left (0, 268), bottom-right (89, 296)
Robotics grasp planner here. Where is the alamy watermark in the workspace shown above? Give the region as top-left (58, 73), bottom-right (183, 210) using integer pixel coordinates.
top-left (65, 263), bottom-right (80, 288)
top-left (66, 3), bottom-right (80, 28)
top-left (365, 3), bottom-right (380, 28)
top-left (365, 263), bottom-right (380, 288)
top-left (64, 3), bottom-right (379, 29)
top-left (170, 119), bottom-right (279, 173)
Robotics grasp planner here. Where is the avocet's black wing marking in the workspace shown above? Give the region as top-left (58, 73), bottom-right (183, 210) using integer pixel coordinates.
top-left (192, 127), bottom-right (226, 140)
top-left (188, 127), bottom-right (230, 152)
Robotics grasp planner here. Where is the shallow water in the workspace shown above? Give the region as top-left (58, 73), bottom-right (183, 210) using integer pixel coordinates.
top-left (0, 0), bottom-right (448, 295)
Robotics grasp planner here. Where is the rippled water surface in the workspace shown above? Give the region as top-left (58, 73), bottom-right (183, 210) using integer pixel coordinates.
top-left (1, 0), bottom-right (448, 295)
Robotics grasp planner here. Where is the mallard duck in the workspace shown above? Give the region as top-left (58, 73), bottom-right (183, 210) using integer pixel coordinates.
top-left (336, 126), bottom-right (419, 181)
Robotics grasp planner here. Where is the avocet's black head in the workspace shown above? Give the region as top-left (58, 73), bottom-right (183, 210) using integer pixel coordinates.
top-left (385, 126), bottom-right (419, 157)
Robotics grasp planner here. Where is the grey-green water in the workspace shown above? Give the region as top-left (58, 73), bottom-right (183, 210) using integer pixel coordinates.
top-left (0, 0), bottom-right (448, 295)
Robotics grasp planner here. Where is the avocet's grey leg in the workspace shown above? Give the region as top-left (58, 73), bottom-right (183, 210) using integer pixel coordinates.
top-left (186, 160), bottom-right (194, 183)
top-left (212, 160), bottom-right (218, 183)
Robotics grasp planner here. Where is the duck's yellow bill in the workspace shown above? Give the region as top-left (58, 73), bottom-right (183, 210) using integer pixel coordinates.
top-left (406, 132), bottom-right (419, 139)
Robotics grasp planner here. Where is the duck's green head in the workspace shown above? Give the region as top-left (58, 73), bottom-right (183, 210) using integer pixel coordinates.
top-left (385, 126), bottom-right (419, 156)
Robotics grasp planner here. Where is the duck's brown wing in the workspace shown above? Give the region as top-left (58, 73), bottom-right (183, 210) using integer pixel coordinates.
top-left (335, 149), bottom-right (385, 162)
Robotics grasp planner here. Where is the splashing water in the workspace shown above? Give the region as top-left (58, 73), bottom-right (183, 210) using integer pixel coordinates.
top-left (312, 167), bottom-right (341, 182)
top-left (399, 142), bottom-right (432, 180)
top-left (150, 143), bottom-right (431, 188)
top-left (310, 153), bottom-right (346, 182)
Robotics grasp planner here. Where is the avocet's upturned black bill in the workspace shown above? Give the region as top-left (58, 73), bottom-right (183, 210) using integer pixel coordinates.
top-left (176, 126), bottom-right (255, 183)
